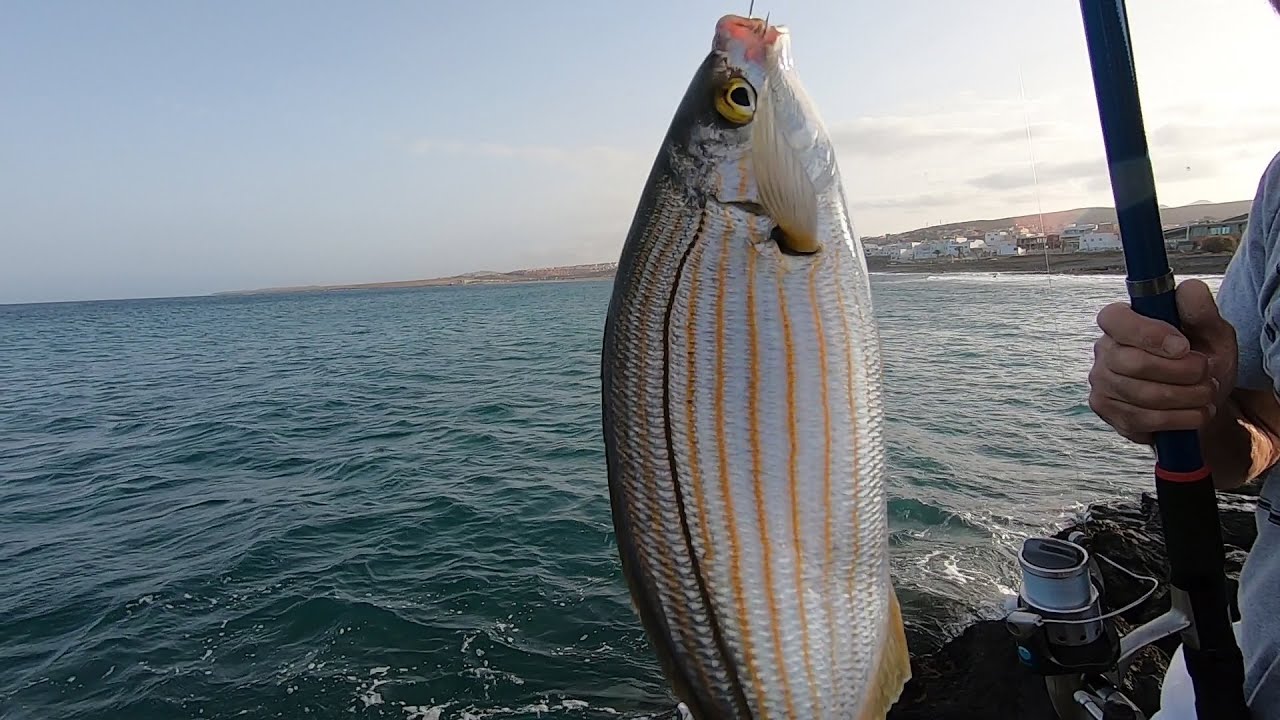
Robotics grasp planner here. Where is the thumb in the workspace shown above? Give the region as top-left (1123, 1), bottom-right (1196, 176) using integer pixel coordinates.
top-left (1175, 279), bottom-right (1233, 347)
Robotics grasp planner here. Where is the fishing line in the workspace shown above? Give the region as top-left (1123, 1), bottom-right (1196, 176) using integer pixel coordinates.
top-left (1013, 50), bottom-right (1090, 498)
top-left (1017, 65), bottom-right (1053, 282)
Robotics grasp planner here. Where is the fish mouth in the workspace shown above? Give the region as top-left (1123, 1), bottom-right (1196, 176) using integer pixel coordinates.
top-left (713, 14), bottom-right (818, 256)
top-left (713, 14), bottom-right (785, 61)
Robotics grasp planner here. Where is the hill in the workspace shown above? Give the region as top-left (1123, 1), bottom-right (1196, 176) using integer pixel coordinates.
top-left (864, 199), bottom-right (1253, 245)
top-left (216, 199), bottom-right (1252, 297)
top-left (215, 262), bottom-right (618, 296)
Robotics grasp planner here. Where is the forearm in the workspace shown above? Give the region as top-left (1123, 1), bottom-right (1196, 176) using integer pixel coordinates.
top-left (1201, 392), bottom-right (1280, 490)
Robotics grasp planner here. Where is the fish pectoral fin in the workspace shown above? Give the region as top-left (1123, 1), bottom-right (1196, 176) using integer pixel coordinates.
top-left (750, 87), bottom-right (820, 254)
top-left (858, 591), bottom-right (912, 720)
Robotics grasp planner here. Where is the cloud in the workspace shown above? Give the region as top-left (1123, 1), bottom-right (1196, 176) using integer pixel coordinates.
top-left (1149, 121), bottom-right (1275, 152)
top-left (829, 115), bottom-right (1060, 158)
top-left (400, 137), bottom-right (656, 271)
top-left (856, 191), bottom-right (973, 210)
top-left (403, 101), bottom-right (1271, 246)
top-left (409, 138), bottom-right (648, 176)
top-left (969, 158), bottom-right (1108, 192)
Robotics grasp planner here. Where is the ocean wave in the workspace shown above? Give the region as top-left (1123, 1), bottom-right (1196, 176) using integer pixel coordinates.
top-left (1, 278), bottom-right (1161, 718)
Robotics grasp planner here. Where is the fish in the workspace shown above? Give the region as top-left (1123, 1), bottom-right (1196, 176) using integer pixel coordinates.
top-left (599, 13), bottom-right (910, 720)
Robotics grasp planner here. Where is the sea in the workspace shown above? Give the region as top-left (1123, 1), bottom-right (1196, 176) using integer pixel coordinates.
top-left (0, 271), bottom-right (1222, 720)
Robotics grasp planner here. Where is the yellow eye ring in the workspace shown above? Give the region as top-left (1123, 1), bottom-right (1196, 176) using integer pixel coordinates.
top-left (715, 77), bottom-right (756, 125)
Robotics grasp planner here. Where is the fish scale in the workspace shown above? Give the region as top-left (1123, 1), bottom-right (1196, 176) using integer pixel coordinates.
top-left (604, 177), bottom-right (749, 718)
top-left (602, 14), bottom-right (910, 720)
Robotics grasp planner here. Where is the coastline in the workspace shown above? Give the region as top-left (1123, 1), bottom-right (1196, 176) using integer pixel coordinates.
top-left (868, 249), bottom-right (1232, 276)
top-left (212, 267), bottom-right (618, 297)
top-left (216, 250), bottom-right (1232, 297)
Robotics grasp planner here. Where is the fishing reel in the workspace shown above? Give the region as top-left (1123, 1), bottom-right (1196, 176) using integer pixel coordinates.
top-left (1005, 532), bottom-right (1158, 720)
top-left (1006, 534), bottom-right (1121, 675)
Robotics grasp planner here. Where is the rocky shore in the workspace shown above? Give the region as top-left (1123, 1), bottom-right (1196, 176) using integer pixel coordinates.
top-left (888, 484), bottom-right (1261, 720)
top-left (869, 250), bottom-right (1233, 277)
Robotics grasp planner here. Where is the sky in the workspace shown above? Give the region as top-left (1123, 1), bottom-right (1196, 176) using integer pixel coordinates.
top-left (3, 0), bottom-right (1280, 304)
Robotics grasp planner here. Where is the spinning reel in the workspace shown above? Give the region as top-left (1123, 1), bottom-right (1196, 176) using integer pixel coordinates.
top-left (1006, 532), bottom-right (1170, 720)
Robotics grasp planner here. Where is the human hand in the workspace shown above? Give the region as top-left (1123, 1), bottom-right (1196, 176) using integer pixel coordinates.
top-left (1087, 279), bottom-right (1237, 444)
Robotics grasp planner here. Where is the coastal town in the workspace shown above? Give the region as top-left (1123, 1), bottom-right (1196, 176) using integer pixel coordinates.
top-left (861, 210), bottom-right (1250, 266)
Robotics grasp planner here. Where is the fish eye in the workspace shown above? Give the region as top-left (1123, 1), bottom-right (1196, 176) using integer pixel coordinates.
top-left (715, 77), bottom-right (756, 125)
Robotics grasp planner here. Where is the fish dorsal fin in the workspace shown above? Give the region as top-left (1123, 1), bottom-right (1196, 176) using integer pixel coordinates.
top-left (858, 591), bottom-right (912, 720)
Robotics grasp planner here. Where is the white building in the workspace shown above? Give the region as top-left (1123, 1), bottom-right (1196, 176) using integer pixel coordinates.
top-left (993, 239), bottom-right (1023, 256)
top-left (911, 240), bottom-right (958, 260)
top-left (1080, 232), bottom-right (1122, 252)
top-left (1062, 223), bottom-right (1098, 239)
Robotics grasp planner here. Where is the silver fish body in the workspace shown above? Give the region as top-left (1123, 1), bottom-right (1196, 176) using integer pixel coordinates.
top-left (600, 15), bottom-right (910, 720)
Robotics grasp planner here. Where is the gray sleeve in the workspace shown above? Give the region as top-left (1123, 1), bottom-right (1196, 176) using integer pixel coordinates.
top-left (1217, 152), bottom-right (1280, 392)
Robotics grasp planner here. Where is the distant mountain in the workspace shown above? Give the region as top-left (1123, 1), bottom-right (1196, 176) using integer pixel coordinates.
top-left (219, 199), bottom-right (1254, 297)
top-left (865, 199), bottom-right (1252, 244)
top-left (1157, 199), bottom-right (1252, 224)
top-left (217, 262), bottom-right (619, 296)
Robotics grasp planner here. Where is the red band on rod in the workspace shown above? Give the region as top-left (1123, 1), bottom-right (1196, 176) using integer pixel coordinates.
top-left (1155, 465), bottom-right (1212, 483)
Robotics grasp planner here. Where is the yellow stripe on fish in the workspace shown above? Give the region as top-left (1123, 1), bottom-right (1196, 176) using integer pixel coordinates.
top-left (601, 13), bottom-right (910, 720)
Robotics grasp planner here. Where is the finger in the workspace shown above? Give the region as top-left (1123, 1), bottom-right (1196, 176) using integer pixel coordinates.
top-left (1088, 392), bottom-right (1154, 444)
top-left (1094, 337), bottom-right (1210, 385)
top-left (1119, 429), bottom-right (1153, 445)
top-left (1096, 302), bottom-right (1189, 358)
top-left (1088, 393), bottom-right (1213, 436)
top-left (1090, 364), bottom-right (1216, 411)
top-left (1177, 279), bottom-right (1237, 346)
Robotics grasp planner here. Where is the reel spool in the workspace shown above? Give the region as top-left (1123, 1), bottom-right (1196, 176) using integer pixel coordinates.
top-left (1004, 532), bottom-right (1168, 719)
top-left (1006, 534), bottom-right (1121, 676)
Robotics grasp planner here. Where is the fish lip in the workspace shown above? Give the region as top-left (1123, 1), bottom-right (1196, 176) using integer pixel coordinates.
top-left (712, 14), bottom-right (784, 62)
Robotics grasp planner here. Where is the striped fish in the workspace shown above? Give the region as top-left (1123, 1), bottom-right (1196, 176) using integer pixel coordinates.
top-left (600, 14), bottom-right (910, 720)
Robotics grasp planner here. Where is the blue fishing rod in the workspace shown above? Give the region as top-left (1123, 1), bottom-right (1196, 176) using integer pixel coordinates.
top-left (1074, 0), bottom-right (1249, 716)
top-left (1005, 1), bottom-right (1251, 717)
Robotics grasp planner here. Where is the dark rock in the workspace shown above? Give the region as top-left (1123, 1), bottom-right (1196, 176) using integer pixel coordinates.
top-left (1119, 642), bottom-right (1171, 715)
top-left (888, 488), bottom-right (1258, 720)
top-left (896, 585), bottom-right (985, 656)
top-left (886, 620), bottom-right (1058, 720)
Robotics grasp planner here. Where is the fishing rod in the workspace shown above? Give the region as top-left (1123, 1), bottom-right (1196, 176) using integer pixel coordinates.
top-left (1077, 0), bottom-right (1249, 715)
top-left (1004, 1), bottom-right (1251, 718)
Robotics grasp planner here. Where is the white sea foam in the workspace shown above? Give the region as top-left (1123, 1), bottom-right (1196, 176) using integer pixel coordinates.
top-left (403, 699), bottom-right (625, 719)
